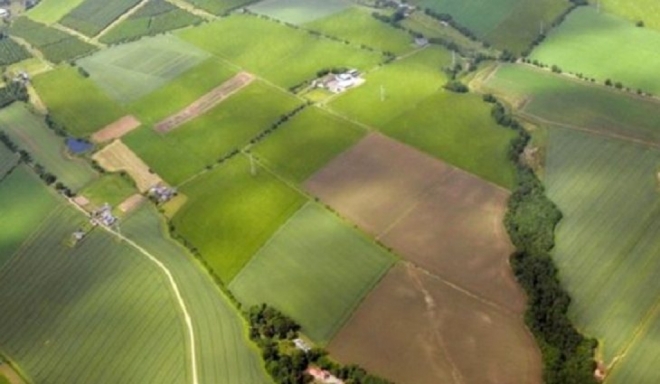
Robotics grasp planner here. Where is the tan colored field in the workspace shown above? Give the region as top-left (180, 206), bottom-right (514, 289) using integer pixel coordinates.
top-left (117, 193), bottom-right (145, 213)
top-left (91, 115), bottom-right (141, 143)
top-left (154, 72), bottom-right (255, 133)
top-left (329, 263), bottom-right (541, 384)
top-left (92, 140), bottom-right (162, 192)
top-left (305, 133), bottom-right (540, 383)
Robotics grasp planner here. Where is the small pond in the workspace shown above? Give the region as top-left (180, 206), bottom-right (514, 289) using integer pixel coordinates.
top-left (66, 138), bottom-right (93, 154)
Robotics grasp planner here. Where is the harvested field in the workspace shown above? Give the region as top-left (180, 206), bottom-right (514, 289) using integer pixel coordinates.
top-left (329, 263), bottom-right (541, 384)
top-left (92, 140), bottom-right (162, 192)
top-left (154, 72), bottom-right (254, 133)
top-left (91, 115), bottom-right (141, 143)
top-left (118, 193), bottom-right (146, 213)
top-left (305, 133), bottom-right (524, 313)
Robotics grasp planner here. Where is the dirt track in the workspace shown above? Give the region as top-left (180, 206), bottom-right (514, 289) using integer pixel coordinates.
top-left (154, 72), bottom-right (254, 133)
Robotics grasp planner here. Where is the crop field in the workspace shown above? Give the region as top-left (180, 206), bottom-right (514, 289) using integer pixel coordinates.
top-left (126, 81), bottom-right (300, 185)
top-left (121, 205), bottom-right (272, 384)
top-left (186, 0), bottom-right (254, 15)
top-left (0, 104), bottom-right (97, 191)
top-left (253, 107), bottom-right (365, 183)
top-left (0, 166), bottom-right (59, 267)
top-left (177, 14), bottom-right (382, 88)
top-left (250, 0), bottom-right (351, 25)
top-left (382, 91), bottom-right (517, 188)
top-left (305, 7), bottom-right (415, 54)
top-left (0, 37), bottom-right (31, 66)
top-left (78, 35), bottom-right (210, 103)
top-left (481, 64), bottom-right (660, 145)
top-left (91, 115), bottom-right (141, 143)
top-left (32, 66), bottom-right (126, 137)
top-left (230, 203), bottom-right (396, 344)
top-left (0, 145), bottom-right (19, 180)
top-left (81, 173), bottom-right (136, 207)
top-left (410, 0), bottom-right (569, 53)
top-left (305, 133), bottom-right (524, 312)
top-left (59, 0), bottom-right (142, 37)
top-left (128, 58), bottom-right (237, 125)
top-left (92, 140), bottom-right (163, 192)
top-left (328, 47), bottom-right (450, 128)
top-left (8, 17), bottom-right (97, 63)
top-left (544, 128), bottom-right (660, 383)
top-left (589, 0), bottom-right (660, 31)
top-left (0, 205), bottom-right (193, 383)
top-left (26, 0), bottom-right (86, 24)
top-left (329, 263), bottom-right (541, 384)
top-left (173, 155), bottom-right (306, 283)
top-left (101, 0), bottom-right (202, 44)
top-left (531, 7), bottom-right (660, 95)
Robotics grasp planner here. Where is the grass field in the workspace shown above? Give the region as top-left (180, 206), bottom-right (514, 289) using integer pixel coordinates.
top-left (0, 103), bottom-right (97, 190)
top-left (410, 0), bottom-right (569, 53)
top-left (0, 145), bottom-right (19, 180)
top-left (329, 47), bottom-right (450, 128)
top-left (230, 203), bottom-right (396, 344)
top-left (186, 0), bottom-right (254, 15)
top-left (481, 64), bottom-right (660, 145)
top-left (8, 17), bottom-right (97, 63)
top-left (81, 173), bottom-right (136, 207)
top-left (589, 0), bottom-right (660, 31)
top-left (32, 66), bottom-right (126, 137)
top-left (122, 205), bottom-right (272, 384)
top-left (0, 37), bottom-right (31, 66)
top-left (177, 14), bottom-right (382, 88)
top-left (382, 91), bottom-right (517, 188)
top-left (78, 35), bottom-right (210, 103)
top-left (545, 128), bottom-right (660, 383)
top-left (253, 107), bottom-right (366, 183)
top-left (59, 0), bottom-right (142, 37)
top-left (0, 166), bottom-right (59, 268)
top-left (126, 81), bottom-right (300, 185)
top-left (305, 7), bottom-right (415, 54)
top-left (530, 7), bottom-right (660, 95)
top-left (100, 0), bottom-right (202, 44)
top-left (173, 155), bottom-right (306, 283)
top-left (26, 0), bottom-right (86, 24)
top-left (249, 0), bottom-right (350, 24)
top-left (329, 263), bottom-right (541, 384)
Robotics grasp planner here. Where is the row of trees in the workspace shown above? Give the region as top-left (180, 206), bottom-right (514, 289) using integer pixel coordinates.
top-left (484, 96), bottom-right (598, 383)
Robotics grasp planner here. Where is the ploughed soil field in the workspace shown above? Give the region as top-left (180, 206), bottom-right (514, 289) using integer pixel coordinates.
top-left (305, 133), bottom-right (541, 384)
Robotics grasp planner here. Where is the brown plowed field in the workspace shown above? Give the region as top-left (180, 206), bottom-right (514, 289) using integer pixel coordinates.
top-left (92, 140), bottom-right (163, 192)
top-left (91, 115), bottom-right (141, 143)
top-left (305, 133), bottom-right (541, 384)
top-left (154, 72), bottom-right (254, 133)
top-left (328, 263), bottom-right (541, 384)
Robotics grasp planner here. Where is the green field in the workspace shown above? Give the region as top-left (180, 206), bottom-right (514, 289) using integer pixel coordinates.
top-left (59, 0), bottom-right (142, 37)
top-left (253, 107), bottom-right (366, 183)
top-left (590, 0), bottom-right (660, 31)
top-left (0, 144), bottom-right (19, 180)
top-left (26, 0), bottom-right (86, 24)
top-left (32, 66), bottom-right (126, 136)
top-left (305, 7), bottom-right (415, 54)
top-left (0, 166), bottom-right (59, 267)
top-left (81, 173), bottom-right (136, 207)
top-left (0, 103), bottom-right (97, 190)
top-left (0, 374), bottom-right (8, 384)
top-left (0, 37), bottom-right (31, 66)
top-left (126, 81), bottom-right (300, 184)
top-left (545, 128), bottom-right (660, 383)
top-left (173, 155), bottom-right (306, 283)
top-left (8, 17), bottom-right (97, 63)
top-left (230, 203), bottom-right (395, 344)
top-left (382, 91), bottom-right (517, 188)
top-left (186, 0), bottom-right (254, 15)
top-left (100, 0), bottom-right (202, 44)
top-left (178, 14), bottom-right (382, 88)
top-left (530, 7), bottom-right (660, 95)
top-left (78, 35), bottom-right (210, 103)
top-left (128, 57), bottom-right (237, 125)
top-left (329, 47), bottom-right (450, 128)
top-left (411, 0), bottom-right (569, 53)
top-left (481, 64), bottom-right (660, 145)
top-left (122, 205), bottom-right (272, 384)
top-left (249, 0), bottom-right (350, 25)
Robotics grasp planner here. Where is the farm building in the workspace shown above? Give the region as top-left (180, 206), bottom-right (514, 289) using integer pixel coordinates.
top-left (293, 338), bottom-right (311, 353)
top-left (0, 8), bottom-right (8, 18)
top-left (149, 184), bottom-right (177, 203)
top-left (91, 204), bottom-right (117, 226)
top-left (414, 36), bottom-right (429, 47)
top-left (306, 366), bottom-right (344, 384)
top-left (317, 70), bottom-right (363, 94)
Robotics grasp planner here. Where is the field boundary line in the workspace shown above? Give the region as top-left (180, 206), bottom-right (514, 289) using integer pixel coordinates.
top-left (51, 23), bottom-right (105, 48)
top-left (9, 36), bottom-right (52, 67)
top-left (93, 0), bottom-right (151, 41)
top-left (65, 199), bottom-right (199, 384)
top-left (165, 0), bottom-right (216, 20)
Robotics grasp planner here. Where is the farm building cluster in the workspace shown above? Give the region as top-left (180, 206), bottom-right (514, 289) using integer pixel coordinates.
top-left (314, 69), bottom-right (364, 94)
top-left (91, 204), bottom-right (117, 226)
top-left (148, 184), bottom-right (177, 203)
